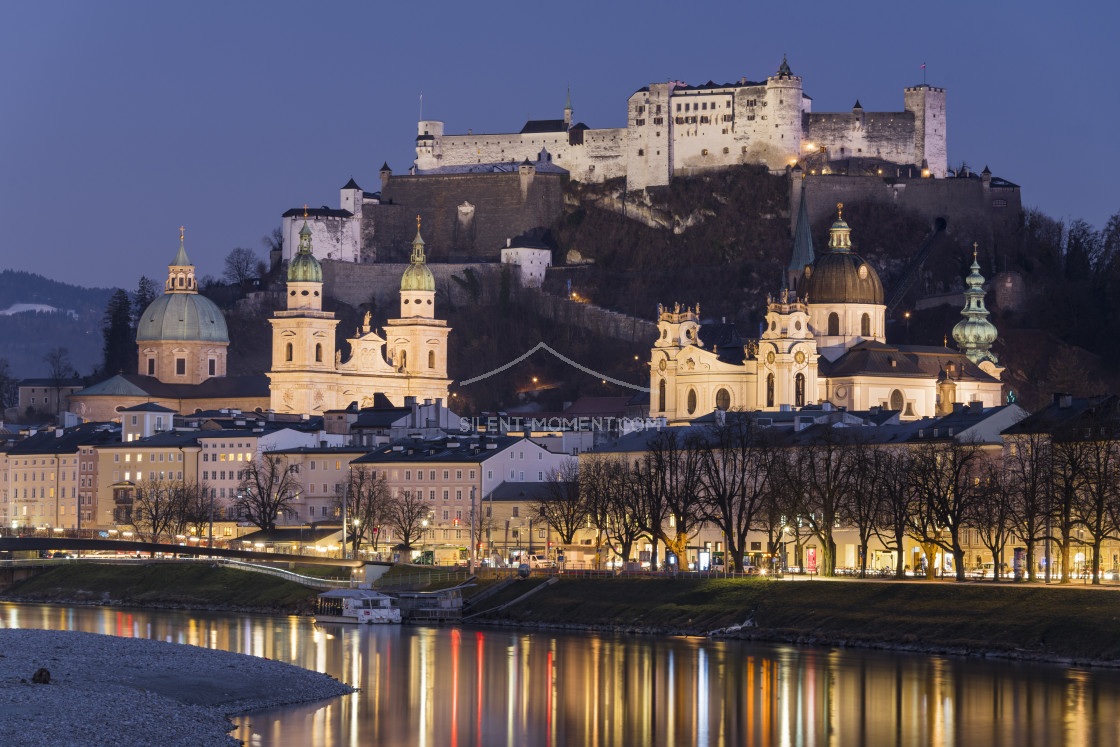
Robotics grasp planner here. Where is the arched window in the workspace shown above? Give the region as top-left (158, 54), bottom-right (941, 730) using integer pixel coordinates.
top-left (890, 389), bottom-right (904, 411)
top-left (428, 350), bottom-right (435, 369)
top-left (658, 379), bottom-right (666, 412)
top-left (795, 373), bottom-right (805, 407)
top-left (400, 351), bottom-right (407, 369)
top-left (861, 313), bottom-right (871, 337)
top-left (177, 276), bottom-right (184, 288)
top-left (766, 373), bottom-right (775, 407)
top-left (315, 343), bottom-right (322, 362)
top-left (285, 343), bottom-right (293, 362)
top-left (715, 388), bottom-right (730, 411)
top-left (686, 389), bottom-right (697, 415)
top-left (828, 312), bottom-right (840, 336)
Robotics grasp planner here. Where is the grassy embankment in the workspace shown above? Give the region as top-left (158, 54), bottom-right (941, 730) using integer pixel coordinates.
top-left (2, 563), bottom-right (320, 613)
top-left (477, 577), bottom-right (1120, 663)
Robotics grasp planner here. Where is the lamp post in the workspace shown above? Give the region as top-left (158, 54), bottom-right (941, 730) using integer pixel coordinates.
top-left (421, 517), bottom-right (429, 562)
top-left (469, 486), bottom-right (477, 574)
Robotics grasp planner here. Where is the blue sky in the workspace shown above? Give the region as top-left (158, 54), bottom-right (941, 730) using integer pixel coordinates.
top-left (2, 0), bottom-right (1116, 288)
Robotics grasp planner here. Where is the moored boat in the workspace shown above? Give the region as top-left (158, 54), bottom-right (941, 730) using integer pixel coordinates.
top-left (315, 589), bottom-right (401, 624)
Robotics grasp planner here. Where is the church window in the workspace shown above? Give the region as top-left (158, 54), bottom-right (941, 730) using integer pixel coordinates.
top-left (285, 343), bottom-right (293, 362)
top-left (315, 344), bottom-right (323, 362)
top-left (301, 290), bottom-right (309, 296)
top-left (795, 373), bottom-right (805, 407)
top-left (208, 359), bottom-right (216, 376)
top-left (658, 379), bottom-right (666, 412)
top-left (715, 388), bottom-right (730, 411)
top-left (828, 313), bottom-right (840, 336)
top-left (686, 389), bottom-right (697, 415)
top-left (766, 374), bottom-right (775, 407)
top-left (890, 390), bottom-right (904, 412)
top-left (400, 351), bottom-right (407, 368)
top-left (147, 359), bottom-right (155, 375)
top-left (177, 276), bottom-right (184, 288)
top-left (861, 313), bottom-right (871, 337)
top-left (175, 358), bottom-right (185, 376)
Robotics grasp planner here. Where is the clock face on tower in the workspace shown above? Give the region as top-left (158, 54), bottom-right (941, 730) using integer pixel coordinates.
top-left (658, 359), bottom-right (667, 372)
top-left (766, 351), bottom-right (776, 364)
top-left (794, 350), bottom-right (806, 365)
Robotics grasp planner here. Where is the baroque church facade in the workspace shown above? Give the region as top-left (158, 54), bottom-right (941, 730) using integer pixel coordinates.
top-left (268, 218), bottom-right (451, 414)
top-left (650, 207), bottom-right (1004, 423)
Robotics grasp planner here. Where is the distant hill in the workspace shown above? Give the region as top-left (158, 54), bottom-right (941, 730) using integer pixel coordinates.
top-left (0, 270), bottom-right (115, 378)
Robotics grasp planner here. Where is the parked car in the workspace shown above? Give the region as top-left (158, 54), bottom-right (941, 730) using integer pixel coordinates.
top-left (524, 555), bottom-right (556, 569)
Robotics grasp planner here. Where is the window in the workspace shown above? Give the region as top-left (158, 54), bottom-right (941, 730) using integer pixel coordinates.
top-left (795, 373), bottom-right (805, 407)
top-left (513, 506), bottom-right (519, 518)
top-left (686, 389), bottom-right (697, 415)
top-left (766, 374), bottom-right (775, 408)
top-left (175, 358), bottom-right (185, 375)
top-left (315, 343), bottom-right (322, 362)
top-left (658, 379), bottom-right (666, 412)
top-left (861, 313), bottom-right (871, 337)
top-left (443, 489), bottom-right (449, 500)
top-left (828, 312), bottom-right (840, 336)
top-left (443, 470), bottom-right (449, 480)
top-left (469, 470), bottom-right (476, 479)
top-left (890, 390), bottom-right (905, 411)
top-left (285, 343), bottom-right (293, 362)
top-left (208, 359), bottom-right (216, 376)
top-left (538, 471), bottom-right (544, 480)
top-left (715, 388), bottom-right (730, 411)
top-left (147, 359), bottom-right (156, 375)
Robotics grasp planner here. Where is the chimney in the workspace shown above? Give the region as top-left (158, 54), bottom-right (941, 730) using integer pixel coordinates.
top-left (968, 401), bottom-right (983, 414)
top-left (1053, 392), bottom-right (1073, 409)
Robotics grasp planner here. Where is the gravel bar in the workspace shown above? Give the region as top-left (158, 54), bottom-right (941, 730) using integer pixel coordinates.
top-left (0, 629), bottom-right (355, 746)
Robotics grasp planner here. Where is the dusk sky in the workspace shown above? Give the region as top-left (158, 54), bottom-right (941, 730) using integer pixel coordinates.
top-left (2, 1), bottom-right (1116, 289)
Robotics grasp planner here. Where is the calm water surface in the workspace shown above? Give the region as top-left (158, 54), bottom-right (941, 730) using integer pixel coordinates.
top-left (2, 602), bottom-right (1118, 746)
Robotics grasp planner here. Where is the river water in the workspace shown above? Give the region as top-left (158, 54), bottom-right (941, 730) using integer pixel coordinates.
top-left (2, 602), bottom-right (1119, 746)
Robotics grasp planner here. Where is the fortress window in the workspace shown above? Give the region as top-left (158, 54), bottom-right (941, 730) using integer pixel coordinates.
top-left (655, 105), bottom-right (661, 113)
top-left (638, 149), bottom-right (644, 156)
top-left (654, 117), bottom-right (663, 125)
top-left (993, 199), bottom-right (1007, 207)
top-left (676, 103), bottom-right (681, 112)
top-left (702, 149), bottom-right (709, 156)
top-left (701, 103), bottom-right (707, 110)
top-left (828, 313), bottom-right (840, 336)
top-left (723, 147), bottom-right (730, 154)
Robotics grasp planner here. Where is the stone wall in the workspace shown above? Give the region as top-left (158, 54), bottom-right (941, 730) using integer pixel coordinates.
top-left (516, 287), bottom-right (656, 344)
top-left (365, 170), bottom-right (566, 262)
top-left (321, 259), bottom-right (504, 310)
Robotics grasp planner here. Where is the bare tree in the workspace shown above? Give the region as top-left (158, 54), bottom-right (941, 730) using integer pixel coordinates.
top-left (261, 227), bottom-right (284, 255)
top-left (648, 429), bottom-right (705, 567)
top-left (180, 480), bottom-right (213, 540)
top-left (224, 247), bottom-right (261, 286)
top-left (1072, 420), bottom-right (1120, 584)
top-left (909, 440), bottom-right (985, 581)
top-left (43, 347), bottom-right (74, 418)
top-left (845, 438), bottom-right (887, 578)
top-left (235, 453), bottom-right (302, 531)
top-left (534, 462), bottom-right (584, 545)
top-left (870, 447), bottom-right (915, 579)
top-left (338, 467), bottom-right (395, 557)
top-left (582, 454), bottom-right (643, 569)
top-left (129, 478), bottom-right (183, 544)
top-left (387, 489), bottom-right (429, 551)
top-left (630, 451), bottom-right (670, 570)
top-left (1003, 432), bottom-right (1053, 581)
top-left (695, 415), bottom-right (776, 572)
top-left (1050, 437), bottom-right (1087, 582)
top-left (970, 461), bottom-right (1016, 580)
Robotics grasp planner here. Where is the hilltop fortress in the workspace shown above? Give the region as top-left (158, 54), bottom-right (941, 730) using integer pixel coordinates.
top-left (414, 58), bottom-right (947, 191)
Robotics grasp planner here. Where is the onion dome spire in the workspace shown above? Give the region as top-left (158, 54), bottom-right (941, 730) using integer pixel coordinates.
top-left (952, 243), bottom-right (999, 365)
top-left (287, 206), bottom-right (323, 283)
top-left (401, 215), bottom-right (435, 292)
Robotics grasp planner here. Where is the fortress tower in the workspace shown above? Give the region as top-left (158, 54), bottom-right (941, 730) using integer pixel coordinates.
top-left (904, 84), bottom-right (947, 178)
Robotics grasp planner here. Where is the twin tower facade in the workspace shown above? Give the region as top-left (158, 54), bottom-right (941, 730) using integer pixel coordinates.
top-left (415, 58), bottom-right (947, 191)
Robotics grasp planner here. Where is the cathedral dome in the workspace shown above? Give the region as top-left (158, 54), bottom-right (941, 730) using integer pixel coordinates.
top-left (798, 208), bottom-right (884, 305)
top-left (136, 291), bottom-right (229, 343)
top-left (401, 224), bottom-right (435, 292)
top-left (288, 221), bottom-right (323, 283)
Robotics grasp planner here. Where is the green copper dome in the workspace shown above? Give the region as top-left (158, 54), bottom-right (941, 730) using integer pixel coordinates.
top-left (288, 221), bottom-right (323, 283)
top-left (136, 292), bottom-right (229, 343)
top-left (401, 225), bottom-right (435, 292)
top-left (952, 247), bottom-right (998, 365)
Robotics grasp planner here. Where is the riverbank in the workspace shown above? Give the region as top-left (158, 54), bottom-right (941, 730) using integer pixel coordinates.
top-left (0, 564), bottom-right (320, 615)
top-left (471, 576), bottom-right (1120, 665)
top-left (0, 628), bottom-right (354, 746)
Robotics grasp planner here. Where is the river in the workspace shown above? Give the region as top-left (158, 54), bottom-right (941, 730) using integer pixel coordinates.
top-left (1, 602), bottom-right (1118, 746)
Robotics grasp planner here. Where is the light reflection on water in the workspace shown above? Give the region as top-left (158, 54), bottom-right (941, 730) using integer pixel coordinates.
top-left (2, 602), bottom-right (1119, 746)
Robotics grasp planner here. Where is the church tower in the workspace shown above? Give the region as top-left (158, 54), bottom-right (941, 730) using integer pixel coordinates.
top-left (383, 219), bottom-right (451, 391)
top-left (268, 219), bottom-right (340, 413)
top-left (952, 244), bottom-right (1003, 378)
top-left (757, 288), bottom-right (819, 410)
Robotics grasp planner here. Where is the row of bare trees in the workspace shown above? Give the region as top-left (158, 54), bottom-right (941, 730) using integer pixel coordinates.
top-left (126, 479), bottom-right (211, 544)
top-left (530, 415), bottom-right (1120, 584)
